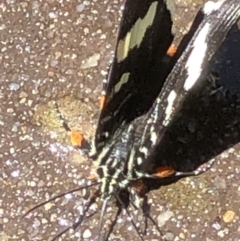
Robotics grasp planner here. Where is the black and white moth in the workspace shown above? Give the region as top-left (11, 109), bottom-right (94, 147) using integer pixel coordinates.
top-left (23, 0), bottom-right (240, 240)
top-left (91, 0), bottom-right (240, 203)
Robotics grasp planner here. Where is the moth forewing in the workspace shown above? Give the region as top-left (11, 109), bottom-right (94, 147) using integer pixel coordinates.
top-left (93, 0), bottom-right (175, 155)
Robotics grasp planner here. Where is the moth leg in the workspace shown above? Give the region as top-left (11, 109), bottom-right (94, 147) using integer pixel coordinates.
top-left (175, 158), bottom-right (216, 177)
top-left (130, 181), bottom-right (163, 236)
top-left (149, 166), bottom-right (177, 178)
top-left (141, 195), bottom-right (163, 236)
top-left (135, 166), bottom-right (176, 179)
top-left (50, 189), bottom-right (99, 241)
top-left (103, 205), bottom-right (122, 241)
top-left (148, 159), bottom-right (215, 179)
top-left (101, 192), bottom-right (127, 241)
top-left (53, 100), bottom-right (91, 151)
top-left (115, 190), bottom-right (145, 241)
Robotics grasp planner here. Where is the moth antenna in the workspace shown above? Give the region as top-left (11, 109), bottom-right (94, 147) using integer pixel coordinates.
top-left (115, 194), bottom-right (144, 241)
top-left (98, 196), bottom-right (110, 241)
top-left (22, 182), bottom-right (98, 219)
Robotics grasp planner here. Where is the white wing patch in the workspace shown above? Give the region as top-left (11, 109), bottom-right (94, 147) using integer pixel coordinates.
top-left (203, 0), bottom-right (224, 15)
top-left (163, 90), bottom-right (177, 126)
top-left (184, 23), bottom-right (210, 91)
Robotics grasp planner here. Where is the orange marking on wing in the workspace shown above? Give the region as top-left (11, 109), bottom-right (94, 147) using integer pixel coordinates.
top-left (99, 94), bottom-right (106, 110)
top-left (70, 130), bottom-right (84, 147)
top-left (167, 44), bottom-right (177, 57)
top-left (153, 166), bottom-right (176, 178)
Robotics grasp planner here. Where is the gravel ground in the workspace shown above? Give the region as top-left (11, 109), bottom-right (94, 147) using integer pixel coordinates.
top-left (1, 0), bottom-right (240, 241)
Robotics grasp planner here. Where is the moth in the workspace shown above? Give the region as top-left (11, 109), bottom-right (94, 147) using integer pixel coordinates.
top-left (23, 0), bottom-right (240, 240)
